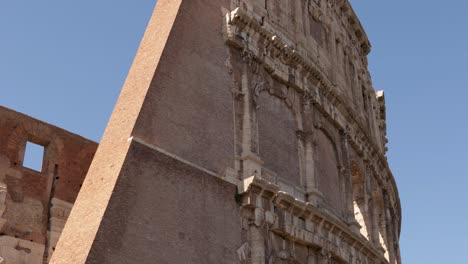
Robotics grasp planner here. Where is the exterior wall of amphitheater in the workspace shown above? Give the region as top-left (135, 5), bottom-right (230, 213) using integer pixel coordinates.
top-left (226, 0), bottom-right (402, 263)
top-left (0, 0), bottom-right (401, 263)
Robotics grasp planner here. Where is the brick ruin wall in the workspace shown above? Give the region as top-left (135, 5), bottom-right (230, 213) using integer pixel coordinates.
top-left (0, 106), bottom-right (97, 264)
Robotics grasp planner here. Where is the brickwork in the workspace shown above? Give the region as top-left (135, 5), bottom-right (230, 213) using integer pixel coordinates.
top-left (0, 107), bottom-right (97, 264)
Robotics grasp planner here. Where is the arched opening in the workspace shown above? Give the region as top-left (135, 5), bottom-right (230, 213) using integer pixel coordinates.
top-left (351, 160), bottom-right (371, 240)
top-left (316, 129), bottom-right (343, 215)
top-left (257, 92), bottom-right (301, 187)
top-left (373, 189), bottom-right (390, 261)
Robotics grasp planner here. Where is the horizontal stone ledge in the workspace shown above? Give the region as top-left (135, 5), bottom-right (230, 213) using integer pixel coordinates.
top-left (239, 176), bottom-right (389, 264)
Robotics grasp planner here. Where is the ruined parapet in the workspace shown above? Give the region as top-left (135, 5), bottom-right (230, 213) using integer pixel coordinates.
top-left (49, 0), bottom-right (402, 263)
top-left (0, 106), bottom-right (97, 263)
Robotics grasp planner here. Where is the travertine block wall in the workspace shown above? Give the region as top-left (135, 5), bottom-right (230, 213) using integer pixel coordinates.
top-left (0, 107), bottom-right (97, 264)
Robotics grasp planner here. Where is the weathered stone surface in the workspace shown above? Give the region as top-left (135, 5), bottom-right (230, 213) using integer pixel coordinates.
top-left (0, 106), bottom-right (97, 263)
top-left (86, 140), bottom-right (242, 263)
top-left (0, 0), bottom-right (402, 263)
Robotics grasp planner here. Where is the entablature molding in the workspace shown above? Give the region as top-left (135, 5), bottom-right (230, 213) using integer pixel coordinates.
top-left (339, 0), bottom-right (372, 56)
top-left (239, 176), bottom-right (390, 264)
top-left (309, 0), bottom-right (371, 58)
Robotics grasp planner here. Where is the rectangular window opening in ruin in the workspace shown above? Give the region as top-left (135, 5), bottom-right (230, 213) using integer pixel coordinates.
top-left (23, 141), bottom-right (45, 172)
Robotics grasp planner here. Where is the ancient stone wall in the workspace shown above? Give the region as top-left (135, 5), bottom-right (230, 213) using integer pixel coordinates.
top-left (0, 106), bottom-right (97, 264)
top-left (46, 0), bottom-right (403, 263)
top-left (226, 1), bottom-right (401, 263)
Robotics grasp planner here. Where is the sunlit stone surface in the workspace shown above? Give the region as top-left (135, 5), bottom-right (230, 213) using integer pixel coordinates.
top-left (0, 1), bottom-right (402, 263)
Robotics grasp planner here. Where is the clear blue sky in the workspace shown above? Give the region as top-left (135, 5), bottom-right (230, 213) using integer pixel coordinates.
top-left (1, 1), bottom-right (467, 263)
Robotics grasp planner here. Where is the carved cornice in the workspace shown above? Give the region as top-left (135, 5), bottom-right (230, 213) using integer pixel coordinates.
top-left (240, 177), bottom-right (390, 264)
top-left (224, 7), bottom-right (401, 229)
top-left (341, 0), bottom-right (372, 56)
top-left (323, 0), bottom-right (371, 58)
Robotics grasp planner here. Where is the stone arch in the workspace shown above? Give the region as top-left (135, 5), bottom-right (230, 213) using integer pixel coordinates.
top-left (373, 187), bottom-right (390, 261)
top-left (315, 123), bottom-right (341, 166)
top-left (315, 124), bottom-right (344, 215)
top-left (350, 159), bottom-right (371, 240)
top-left (256, 81), bottom-right (303, 186)
top-left (382, 189), bottom-right (398, 264)
top-left (254, 74), bottom-right (302, 118)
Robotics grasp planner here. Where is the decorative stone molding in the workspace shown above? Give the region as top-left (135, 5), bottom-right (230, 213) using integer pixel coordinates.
top-left (336, 2), bottom-right (371, 53)
top-left (224, 6), bottom-right (401, 232)
top-left (239, 177), bottom-right (389, 264)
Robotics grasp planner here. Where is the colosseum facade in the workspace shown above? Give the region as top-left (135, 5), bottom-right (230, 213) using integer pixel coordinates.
top-left (0, 0), bottom-right (402, 263)
top-left (225, 1), bottom-right (402, 263)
